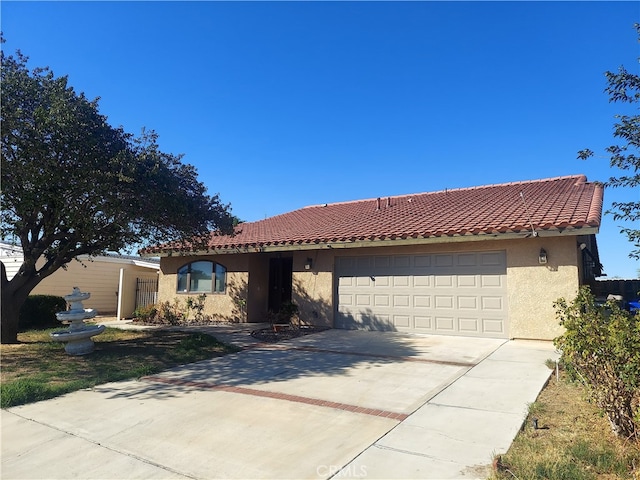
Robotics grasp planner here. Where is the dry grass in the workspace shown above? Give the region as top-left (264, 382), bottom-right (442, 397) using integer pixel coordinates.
top-left (1, 327), bottom-right (240, 408)
top-left (490, 370), bottom-right (640, 480)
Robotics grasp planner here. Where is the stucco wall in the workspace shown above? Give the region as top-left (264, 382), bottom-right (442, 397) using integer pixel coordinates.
top-left (505, 236), bottom-right (580, 340)
top-left (158, 235), bottom-right (583, 339)
top-left (158, 255), bottom-right (249, 322)
top-left (292, 251), bottom-right (334, 327)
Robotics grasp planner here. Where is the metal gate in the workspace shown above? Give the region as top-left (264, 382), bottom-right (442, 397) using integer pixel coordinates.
top-left (135, 277), bottom-right (158, 310)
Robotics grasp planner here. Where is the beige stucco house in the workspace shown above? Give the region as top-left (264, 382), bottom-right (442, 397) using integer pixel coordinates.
top-left (144, 175), bottom-right (604, 340)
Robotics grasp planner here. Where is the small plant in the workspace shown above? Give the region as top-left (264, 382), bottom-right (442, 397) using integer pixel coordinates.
top-left (184, 294), bottom-right (207, 323)
top-left (554, 286), bottom-right (640, 441)
top-left (132, 303), bottom-right (158, 323)
top-left (159, 299), bottom-right (185, 325)
top-left (233, 297), bottom-right (247, 323)
top-left (278, 301), bottom-right (299, 323)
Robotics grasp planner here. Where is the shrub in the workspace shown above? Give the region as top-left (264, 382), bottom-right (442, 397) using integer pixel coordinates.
top-left (132, 303), bottom-right (158, 323)
top-left (19, 295), bottom-right (67, 331)
top-left (133, 300), bottom-right (184, 325)
top-left (554, 286), bottom-right (640, 441)
top-left (184, 294), bottom-right (207, 322)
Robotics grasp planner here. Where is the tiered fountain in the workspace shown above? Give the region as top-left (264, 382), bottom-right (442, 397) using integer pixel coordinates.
top-left (50, 287), bottom-right (105, 355)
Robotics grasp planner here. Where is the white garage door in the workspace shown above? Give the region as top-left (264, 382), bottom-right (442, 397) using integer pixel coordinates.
top-left (335, 251), bottom-right (508, 338)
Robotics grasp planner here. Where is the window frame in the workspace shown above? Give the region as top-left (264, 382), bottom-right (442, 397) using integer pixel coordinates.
top-left (176, 260), bottom-right (227, 294)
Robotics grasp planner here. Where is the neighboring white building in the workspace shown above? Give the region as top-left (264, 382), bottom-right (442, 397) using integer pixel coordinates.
top-left (0, 242), bottom-right (24, 280)
top-left (0, 243), bottom-right (159, 317)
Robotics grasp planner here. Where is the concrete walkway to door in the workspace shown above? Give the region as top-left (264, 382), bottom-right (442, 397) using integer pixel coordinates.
top-left (1, 328), bottom-right (559, 479)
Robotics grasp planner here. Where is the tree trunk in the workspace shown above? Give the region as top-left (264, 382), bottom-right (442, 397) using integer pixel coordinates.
top-left (1, 262), bottom-right (37, 344)
top-left (1, 289), bottom-right (20, 344)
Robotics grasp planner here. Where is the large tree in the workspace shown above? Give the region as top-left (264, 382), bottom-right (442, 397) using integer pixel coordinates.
top-left (1, 47), bottom-right (233, 343)
top-left (579, 24), bottom-right (640, 260)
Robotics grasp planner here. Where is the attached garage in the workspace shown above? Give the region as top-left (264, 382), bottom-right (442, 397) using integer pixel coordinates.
top-left (335, 251), bottom-right (508, 338)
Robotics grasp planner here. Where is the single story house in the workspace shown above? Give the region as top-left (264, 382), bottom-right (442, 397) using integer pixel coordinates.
top-left (0, 245), bottom-right (159, 317)
top-left (143, 175), bottom-right (604, 340)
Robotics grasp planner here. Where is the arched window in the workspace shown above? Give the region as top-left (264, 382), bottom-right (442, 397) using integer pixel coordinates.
top-left (176, 261), bottom-right (226, 293)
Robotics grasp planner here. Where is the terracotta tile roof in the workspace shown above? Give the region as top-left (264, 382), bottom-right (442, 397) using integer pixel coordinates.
top-left (147, 175), bottom-right (603, 254)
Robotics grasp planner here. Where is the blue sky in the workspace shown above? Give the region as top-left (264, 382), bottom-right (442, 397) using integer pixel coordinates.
top-left (2, 1), bottom-right (639, 278)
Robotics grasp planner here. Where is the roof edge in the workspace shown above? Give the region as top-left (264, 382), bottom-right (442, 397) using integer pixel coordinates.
top-left (145, 226), bottom-right (600, 257)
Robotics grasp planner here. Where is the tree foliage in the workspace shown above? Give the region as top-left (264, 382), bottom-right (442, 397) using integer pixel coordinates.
top-left (0, 46), bottom-right (233, 343)
top-left (578, 23), bottom-right (640, 259)
top-left (554, 287), bottom-right (640, 441)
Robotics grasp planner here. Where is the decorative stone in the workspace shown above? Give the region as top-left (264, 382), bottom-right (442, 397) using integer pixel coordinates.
top-left (50, 287), bottom-right (105, 355)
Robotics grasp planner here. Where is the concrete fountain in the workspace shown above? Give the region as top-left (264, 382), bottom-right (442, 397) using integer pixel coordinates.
top-left (50, 287), bottom-right (105, 355)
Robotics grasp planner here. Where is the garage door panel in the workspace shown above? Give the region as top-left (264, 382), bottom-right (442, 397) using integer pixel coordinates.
top-left (393, 256), bottom-right (411, 268)
top-left (457, 253), bottom-right (477, 266)
top-left (393, 295), bottom-right (411, 307)
top-left (335, 252), bottom-right (507, 338)
top-left (458, 296), bottom-right (478, 309)
top-left (373, 276), bottom-right (389, 287)
top-left (374, 256), bottom-right (391, 268)
top-left (434, 254), bottom-right (454, 267)
top-left (435, 296), bottom-right (454, 309)
top-left (457, 275), bottom-right (477, 287)
top-left (414, 255), bottom-right (431, 267)
top-left (482, 318), bottom-right (505, 334)
top-left (481, 297), bottom-right (503, 310)
top-left (338, 276), bottom-right (354, 287)
top-left (480, 252), bottom-right (504, 266)
top-left (435, 276), bottom-right (454, 287)
top-left (356, 294), bottom-right (371, 306)
top-left (435, 316), bottom-right (455, 331)
top-left (415, 316), bottom-right (433, 330)
top-left (393, 315), bottom-right (411, 328)
top-left (459, 317), bottom-right (479, 333)
top-left (481, 275), bottom-right (503, 288)
top-left (361, 312), bottom-right (392, 330)
top-left (374, 295), bottom-right (390, 307)
top-left (356, 257), bottom-right (371, 269)
top-left (338, 294), bottom-right (353, 307)
top-left (336, 257), bottom-right (356, 269)
top-left (414, 295), bottom-right (431, 308)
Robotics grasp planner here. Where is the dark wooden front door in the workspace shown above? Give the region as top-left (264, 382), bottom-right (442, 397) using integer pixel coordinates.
top-left (268, 257), bottom-right (293, 313)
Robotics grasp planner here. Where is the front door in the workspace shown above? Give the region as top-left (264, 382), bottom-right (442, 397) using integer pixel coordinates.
top-left (268, 257), bottom-right (293, 313)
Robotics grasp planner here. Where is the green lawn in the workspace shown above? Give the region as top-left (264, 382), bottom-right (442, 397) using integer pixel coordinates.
top-left (0, 327), bottom-right (241, 408)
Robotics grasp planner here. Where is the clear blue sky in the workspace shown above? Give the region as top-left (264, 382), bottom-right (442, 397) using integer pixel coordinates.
top-left (2, 1), bottom-right (639, 278)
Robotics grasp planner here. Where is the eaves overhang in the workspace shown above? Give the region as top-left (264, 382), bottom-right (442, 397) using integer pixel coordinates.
top-left (143, 225), bottom-right (600, 258)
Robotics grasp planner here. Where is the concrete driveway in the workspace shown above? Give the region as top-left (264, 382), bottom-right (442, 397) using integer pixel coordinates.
top-left (1, 328), bottom-right (558, 479)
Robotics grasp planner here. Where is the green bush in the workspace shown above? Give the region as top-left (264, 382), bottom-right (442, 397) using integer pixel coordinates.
top-left (19, 295), bottom-right (67, 331)
top-left (554, 286), bottom-right (640, 441)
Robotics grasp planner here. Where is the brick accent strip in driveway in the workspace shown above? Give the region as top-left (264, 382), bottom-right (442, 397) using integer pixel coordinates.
top-left (143, 375), bottom-right (410, 421)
